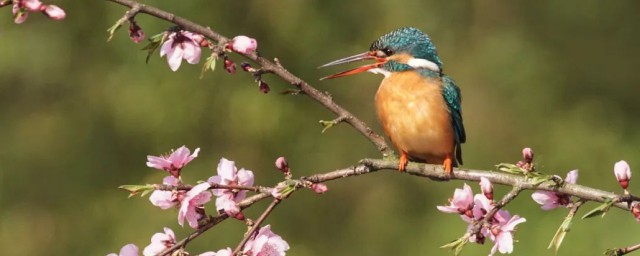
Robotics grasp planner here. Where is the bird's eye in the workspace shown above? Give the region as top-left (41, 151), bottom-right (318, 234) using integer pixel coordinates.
top-left (374, 48), bottom-right (393, 58)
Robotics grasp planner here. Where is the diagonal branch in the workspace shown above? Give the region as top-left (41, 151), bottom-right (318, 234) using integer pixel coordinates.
top-left (105, 0), bottom-right (394, 157)
top-left (232, 199), bottom-right (281, 255)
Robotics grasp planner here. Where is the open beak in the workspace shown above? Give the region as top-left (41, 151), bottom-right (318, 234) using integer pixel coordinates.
top-left (319, 52), bottom-right (386, 80)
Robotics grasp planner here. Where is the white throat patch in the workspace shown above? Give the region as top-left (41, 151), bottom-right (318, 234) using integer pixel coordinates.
top-left (407, 58), bottom-right (440, 73)
top-left (367, 68), bottom-right (391, 78)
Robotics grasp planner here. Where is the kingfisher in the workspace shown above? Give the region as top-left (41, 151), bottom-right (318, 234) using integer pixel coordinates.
top-left (319, 27), bottom-right (465, 175)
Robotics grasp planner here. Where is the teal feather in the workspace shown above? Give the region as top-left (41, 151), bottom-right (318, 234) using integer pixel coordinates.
top-left (441, 75), bottom-right (465, 165)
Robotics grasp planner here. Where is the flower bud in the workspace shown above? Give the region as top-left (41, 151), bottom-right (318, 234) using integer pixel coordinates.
top-left (258, 80), bottom-right (270, 94)
top-left (240, 62), bottom-right (253, 72)
top-left (23, 0), bottom-right (43, 11)
top-left (224, 57), bottom-right (236, 74)
top-left (230, 35), bottom-right (258, 54)
top-left (128, 20), bottom-right (145, 44)
top-left (275, 156), bottom-right (289, 173)
top-left (614, 160), bottom-right (631, 189)
top-left (311, 183), bottom-right (328, 194)
top-left (42, 4), bottom-right (65, 20)
top-left (232, 211), bottom-right (245, 220)
top-left (479, 177), bottom-right (493, 200)
top-left (522, 147), bottom-right (534, 163)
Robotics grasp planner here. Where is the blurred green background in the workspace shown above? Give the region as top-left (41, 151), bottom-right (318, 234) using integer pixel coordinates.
top-left (1, 0), bottom-right (639, 255)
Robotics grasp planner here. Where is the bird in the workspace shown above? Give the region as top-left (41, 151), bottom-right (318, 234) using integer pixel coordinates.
top-left (319, 27), bottom-right (465, 175)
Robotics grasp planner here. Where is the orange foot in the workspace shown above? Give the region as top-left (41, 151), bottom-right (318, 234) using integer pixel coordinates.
top-left (399, 151), bottom-right (408, 172)
top-left (443, 154), bottom-right (453, 177)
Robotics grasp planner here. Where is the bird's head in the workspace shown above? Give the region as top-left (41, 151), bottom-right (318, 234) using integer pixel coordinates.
top-left (320, 27), bottom-right (442, 80)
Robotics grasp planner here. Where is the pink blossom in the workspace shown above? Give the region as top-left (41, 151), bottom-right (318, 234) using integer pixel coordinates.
top-left (230, 35), bottom-right (258, 54)
top-left (274, 157), bottom-right (289, 173)
top-left (160, 31), bottom-right (203, 71)
top-left (147, 145), bottom-right (200, 178)
top-left (209, 158), bottom-right (254, 216)
top-left (243, 225), bottom-right (290, 256)
top-left (565, 169), bottom-right (579, 184)
top-left (149, 176), bottom-right (182, 209)
top-left (531, 191), bottom-right (561, 210)
top-left (479, 177), bottom-right (493, 200)
top-left (143, 227), bottom-right (176, 256)
top-left (198, 248), bottom-right (233, 256)
top-left (311, 183), bottom-right (328, 194)
top-left (488, 210), bottom-right (526, 256)
top-left (42, 5), bottom-right (65, 20)
top-left (178, 182), bottom-right (212, 228)
top-left (614, 160), bottom-right (631, 189)
top-left (471, 194), bottom-right (494, 221)
top-left (215, 195), bottom-right (241, 216)
top-left (437, 183), bottom-right (474, 217)
top-left (108, 244), bottom-right (139, 256)
top-left (531, 170), bottom-right (578, 210)
top-left (22, 0), bottom-right (42, 11)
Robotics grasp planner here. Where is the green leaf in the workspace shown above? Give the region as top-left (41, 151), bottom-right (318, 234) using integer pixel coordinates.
top-left (200, 54), bottom-right (218, 79)
top-left (548, 210), bottom-right (576, 253)
top-left (118, 184), bottom-right (156, 198)
top-left (319, 119), bottom-right (338, 133)
top-left (273, 180), bottom-right (296, 199)
top-left (581, 199), bottom-right (614, 219)
top-left (142, 32), bottom-right (167, 64)
top-left (280, 89), bottom-right (305, 95)
top-left (603, 248), bottom-right (623, 256)
top-left (496, 163), bottom-right (526, 174)
top-left (440, 235), bottom-right (469, 256)
top-left (106, 19), bottom-right (126, 42)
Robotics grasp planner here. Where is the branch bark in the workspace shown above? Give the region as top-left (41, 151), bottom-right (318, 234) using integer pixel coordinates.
top-left (106, 0), bottom-right (394, 157)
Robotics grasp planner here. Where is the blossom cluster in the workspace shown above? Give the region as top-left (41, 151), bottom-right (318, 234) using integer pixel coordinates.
top-left (157, 29), bottom-right (257, 72)
top-left (8, 0), bottom-right (64, 24)
top-left (108, 225), bottom-right (289, 256)
top-left (109, 146), bottom-right (290, 256)
top-left (438, 178), bottom-right (526, 255)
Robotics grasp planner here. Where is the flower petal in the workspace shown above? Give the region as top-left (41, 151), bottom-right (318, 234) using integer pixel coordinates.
top-left (119, 244), bottom-right (139, 256)
top-left (565, 169), bottom-right (579, 184)
top-left (217, 158), bottom-right (237, 180)
top-left (237, 169), bottom-right (254, 186)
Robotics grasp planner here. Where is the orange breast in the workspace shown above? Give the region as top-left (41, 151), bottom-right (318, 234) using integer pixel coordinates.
top-left (375, 71), bottom-right (454, 164)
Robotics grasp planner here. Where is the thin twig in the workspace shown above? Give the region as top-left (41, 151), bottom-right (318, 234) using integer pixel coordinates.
top-left (608, 243), bottom-right (640, 256)
top-left (105, 0), bottom-right (394, 157)
top-left (469, 185), bottom-right (524, 238)
top-left (158, 191), bottom-right (272, 256)
top-left (154, 183), bottom-right (267, 193)
top-left (232, 199), bottom-right (282, 255)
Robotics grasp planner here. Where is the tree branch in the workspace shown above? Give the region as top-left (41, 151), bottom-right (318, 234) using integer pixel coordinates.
top-left (105, 0), bottom-right (394, 157)
top-left (156, 158), bottom-right (636, 255)
top-left (232, 199), bottom-right (281, 255)
top-left (154, 183), bottom-right (267, 193)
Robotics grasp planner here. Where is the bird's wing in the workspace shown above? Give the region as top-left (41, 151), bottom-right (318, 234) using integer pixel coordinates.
top-left (441, 75), bottom-right (466, 165)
